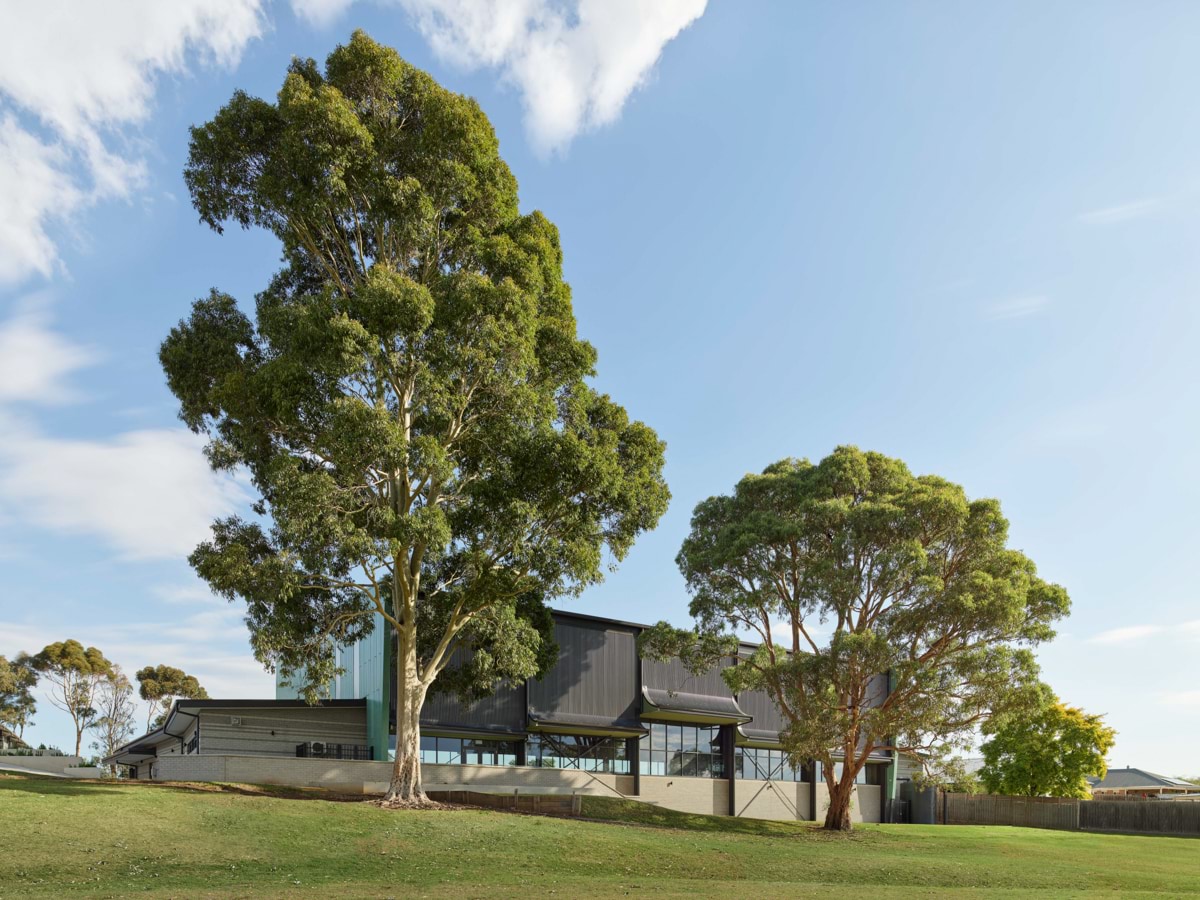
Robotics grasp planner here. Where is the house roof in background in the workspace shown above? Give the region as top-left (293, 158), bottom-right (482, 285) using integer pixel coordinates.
top-left (1090, 767), bottom-right (1199, 791)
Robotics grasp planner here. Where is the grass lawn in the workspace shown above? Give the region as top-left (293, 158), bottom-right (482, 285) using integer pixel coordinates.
top-left (1, 772), bottom-right (1197, 898)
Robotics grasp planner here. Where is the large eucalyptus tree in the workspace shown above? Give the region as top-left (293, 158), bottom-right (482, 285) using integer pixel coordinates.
top-left (162, 32), bottom-right (669, 803)
top-left (642, 446), bottom-right (1068, 830)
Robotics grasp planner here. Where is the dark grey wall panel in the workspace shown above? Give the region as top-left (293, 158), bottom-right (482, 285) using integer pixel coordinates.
top-left (527, 618), bottom-right (639, 722)
top-left (736, 687), bottom-right (785, 735)
top-left (642, 655), bottom-right (734, 698)
top-left (421, 647), bottom-right (525, 732)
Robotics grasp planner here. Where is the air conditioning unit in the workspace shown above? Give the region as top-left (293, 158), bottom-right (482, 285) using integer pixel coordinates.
top-left (230, 716), bottom-right (241, 726)
top-left (310, 742), bottom-right (326, 755)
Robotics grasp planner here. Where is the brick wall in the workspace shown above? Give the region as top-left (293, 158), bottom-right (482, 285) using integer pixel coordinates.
top-left (638, 775), bottom-right (730, 816)
top-left (144, 755), bottom-right (882, 822)
top-left (734, 779), bottom-right (812, 820)
top-left (813, 783), bottom-right (882, 823)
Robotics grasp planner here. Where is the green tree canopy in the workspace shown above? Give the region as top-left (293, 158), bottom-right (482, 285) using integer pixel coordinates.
top-left (163, 31), bottom-right (669, 802)
top-left (642, 446), bottom-right (1069, 830)
top-left (135, 665), bottom-right (209, 731)
top-left (30, 641), bottom-right (113, 756)
top-left (980, 684), bottom-right (1116, 798)
top-left (0, 654), bottom-right (38, 741)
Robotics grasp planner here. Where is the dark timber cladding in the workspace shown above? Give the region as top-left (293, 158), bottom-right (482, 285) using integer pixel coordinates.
top-left (526, 615), bottom-right (640, 731)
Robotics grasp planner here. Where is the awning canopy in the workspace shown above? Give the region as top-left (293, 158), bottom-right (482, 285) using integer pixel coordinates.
top-left (734, 726), bottom-right (783, 748)
top-left (641, 687), bottom-right (752, 726)
top-left (527, 710), bottom-right (646, 738)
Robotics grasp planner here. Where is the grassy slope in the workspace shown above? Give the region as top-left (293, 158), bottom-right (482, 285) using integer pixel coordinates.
top-left (1, 772), bottom-right (1197, 898)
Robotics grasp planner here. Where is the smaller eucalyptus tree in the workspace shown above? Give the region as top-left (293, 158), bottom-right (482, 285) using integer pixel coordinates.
top-left (30, 641), bottom-right (113, 757)
top-left (135, 665), bottom-right (209, 731)
top-left (0, 654), bottom-right (38, 740)
top-left (643, 446), bottom-right (1069, 830)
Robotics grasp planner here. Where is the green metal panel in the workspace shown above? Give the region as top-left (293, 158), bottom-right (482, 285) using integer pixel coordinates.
top-left (359, 612), bottom-right (391, 762)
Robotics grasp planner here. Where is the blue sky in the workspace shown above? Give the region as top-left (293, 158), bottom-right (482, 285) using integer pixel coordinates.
top-left (1, 1), bottom-right (1197, 774)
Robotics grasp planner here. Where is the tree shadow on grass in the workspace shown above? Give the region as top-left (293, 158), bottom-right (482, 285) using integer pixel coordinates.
top-left (0, 771), bottom-right (374, 803)
top-left (0, 772), bottom-right (129, 797)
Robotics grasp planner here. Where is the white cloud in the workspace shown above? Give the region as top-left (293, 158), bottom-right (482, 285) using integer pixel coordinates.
top-left (292, 0), bottom-right (357, 26)
top-left (0, 0), bottom-right (265, 285)
top-left (294, 0), bottom-right (707, 155)
top-left (0, 424), bottom-right (249, 561)
top-left (1158, 690), bottom-right (1200, 709)
top-left (983, 294), bottom-right (1050, 321)
top-left (1078, 198), bottom-right (1162, 226)
top-left (1089, 624), bottom-right (1163, 645)
top-left (0, 297), bottom-right (98, 403)
top-left (0, 304), bottom-right (248, 560)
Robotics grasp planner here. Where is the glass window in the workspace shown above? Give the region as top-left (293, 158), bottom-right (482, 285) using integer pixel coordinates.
top-left (525, 733), bottom-right (630, 774)
top-left (639, 724), bottom-right (725, 778)
top-left (419, 735), bottom-right (521, 767)
top-left (735, 746), bottom-right (807, 782)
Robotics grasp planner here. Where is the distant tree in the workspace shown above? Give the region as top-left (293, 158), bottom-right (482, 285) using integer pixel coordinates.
top-left (0, 653), bottom-right (38, 739)
top-left (135, 665), bottom-right (209, 731)
top-left (980, 685), bottom-right (1116, 798)
top-left (163, 31), bottom-right (669, 804)
top-left (90, 666), bottom-right (138, 768)
top-left (29, 641), bottom-right (113, 756)
top-left (641, 447), bottom-right (1069, 831)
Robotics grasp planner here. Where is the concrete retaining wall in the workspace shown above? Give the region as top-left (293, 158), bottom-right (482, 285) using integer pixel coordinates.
top-left (0, 755), bottom-right (83, 775)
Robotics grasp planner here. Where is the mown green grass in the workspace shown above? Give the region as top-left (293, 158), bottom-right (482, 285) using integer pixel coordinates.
top-left (1, 771), bottom-right (1196, 898)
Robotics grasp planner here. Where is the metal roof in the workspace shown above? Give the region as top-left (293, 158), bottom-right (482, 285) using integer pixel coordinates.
top-left (1091, 767), bottom-right (1200, 791)
top-left (641, 687), bottom-right (752, 725)
top-left (102, 698), bottom-right (367, 766)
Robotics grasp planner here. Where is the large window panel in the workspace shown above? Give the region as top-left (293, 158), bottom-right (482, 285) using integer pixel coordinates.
top-left (639, 724), bottom-right (724, 778)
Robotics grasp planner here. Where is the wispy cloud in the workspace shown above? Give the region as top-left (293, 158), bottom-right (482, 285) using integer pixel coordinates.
top-left (293, 0), bottom-right (708, 156)
top-left (0, 301), bottom-right (249, 560)
top-left (1078, 198), bottom-right (1162, 226)
top-left (1089, 624), bottom-right (1163, 645)
top-left (1089, 618), bottom-right (1200, 645)
top-left (983, 295), bottom-right (1050, 321)
top-left (1158, 690), bottom-right (1200, 709)
top-left (0, 0), bottom-right (265, 286)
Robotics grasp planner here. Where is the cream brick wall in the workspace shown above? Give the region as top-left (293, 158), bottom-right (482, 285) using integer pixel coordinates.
top-left (637, 775), bottom-right (729, 816)
top-left (813, 783), bottom-right (882, 823)
top-left (144, 754), bottom-right (882, 822)
top-left (412, 763), bottom-right (632, 800)
top-left (734, 779), bottom-right (812, 821)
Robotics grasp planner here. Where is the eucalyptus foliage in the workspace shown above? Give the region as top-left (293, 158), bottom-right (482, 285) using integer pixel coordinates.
top-left (162, 32), bottom-right (668, 801)
top-left (642, 446), bottom-right (1068, 830)
top-left (135, 665), bottom-right (209, 731)
top-left (0, 654), bottom-right (37, 741)
top-left (29, 640), bottom-right (113, 757)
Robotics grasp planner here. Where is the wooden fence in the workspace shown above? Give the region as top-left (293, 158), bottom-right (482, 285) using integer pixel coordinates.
top-left (427, 790), bottom-right (582, 817)
top-left (941, 793), bottom-right (1200, 837)
top-left (943, 793), bottom-right (1079, 830)
top-left (1080, 800), bottom-right (1200, 837)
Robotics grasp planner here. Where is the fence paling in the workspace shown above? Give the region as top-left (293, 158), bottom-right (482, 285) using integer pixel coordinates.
top-left (1081, 800), bottom-right (1200, 836)
top-left (941, 793), bottom-right (1200, 837)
